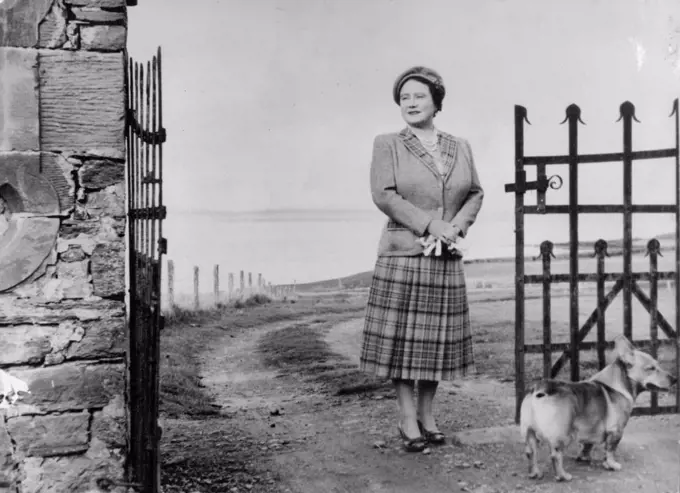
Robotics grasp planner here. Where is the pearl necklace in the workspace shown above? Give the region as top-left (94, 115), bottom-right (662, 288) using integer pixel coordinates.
top-left (416, 129), bottom-right (439, 154)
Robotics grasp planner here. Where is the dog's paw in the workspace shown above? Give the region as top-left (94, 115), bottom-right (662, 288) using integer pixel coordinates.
top-left (555, 472), bottom-right (573, 482)
top-left (603, 460), bottom-right (622, 471)
top-left (528, 469), bottom-right (543, 480)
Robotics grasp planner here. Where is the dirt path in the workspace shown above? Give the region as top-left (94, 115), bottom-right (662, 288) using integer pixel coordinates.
top-left (162, 313), bottom-right (680, 493)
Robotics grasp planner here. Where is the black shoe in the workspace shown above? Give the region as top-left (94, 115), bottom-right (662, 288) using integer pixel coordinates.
top-left (417, 420), bottom-right (446, 445)
top-left (397, 424), bottom-right (427, 452)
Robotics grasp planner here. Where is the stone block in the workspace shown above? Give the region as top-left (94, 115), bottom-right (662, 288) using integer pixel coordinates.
top-left (91, 242), bottom-right (125, 298)
top-left (0, 48), bottom-right (39, 151)
top-left (91, 395), bottom-right (126, 448)
top-left (71, 7), bottom-right (127, 24)
top-left (60, 245), bottom-right (87, 262)
top-left (84, 183), bottom-right (125, 219)
top-left (10, 362), bottom-right (125, 414)
top-left (0, 0), bottom-right (54, 47)
top-left (20, 447), bottom-right (125, 493)
top-left (0, 422), bottom-right (15, 490)
top-left (79, 159), bottom-right (124, 190)
top-left (7, 411), bottom-right (89, 457)
top-left (0, 324), bottom-right (82, 365)
top-left (80, 25), bottom-right (126, 52)
top-left (64, 0), bottom-right (126, 6)
top-left (38, 0), bottom-right (68, 49)
top-left (59, 219), bottom-right (101, 239)
top-left (0, 298), bottom-right (124, 325)
top-left (66, 315), bottom-right (125, 360)
top-left (54, 259), bottom-right (92, 300)
top-left (39, 50), bottom-right (125, 158)
top-left (40, 153), bottom-right (76, 215)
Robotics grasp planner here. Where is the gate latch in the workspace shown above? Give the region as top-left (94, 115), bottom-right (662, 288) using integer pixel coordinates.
top-left (504, 164), bottom-right (563, 213)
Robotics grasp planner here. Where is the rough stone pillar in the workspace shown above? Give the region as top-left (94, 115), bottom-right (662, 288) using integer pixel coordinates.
top-left (0, 1), bottom-right (130, 491)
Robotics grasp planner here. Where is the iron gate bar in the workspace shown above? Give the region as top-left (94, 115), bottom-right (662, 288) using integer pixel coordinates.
top-left (538, 241), bottom-right (554, 379)
top-left (523, 271), bottom-right (677, 284)
top-left (674, 98), bottom-right (680, 414)
top-left (524, 338), bottom-right (675, 354)
top-left (513, 105), bottom-right (529, 423)
top-left (595, 240), bottom-right (608, 369)
top-left (648, 239), bottom-right (660, 411)
top-left (630, 281), bottom-right (677, 339)
top-left (565, 104), bottom-right (582, 382)
top-left (549, 280), bottom-right (624, 378)
top-left (523, 147), bottom-right (677, 165)
top-left (524, 204), bottom-right (678, 214)
top-left (620, 102), bottom-right (637, 341)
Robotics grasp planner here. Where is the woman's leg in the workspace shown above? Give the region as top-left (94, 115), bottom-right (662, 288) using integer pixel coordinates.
top-left (416, 380), bottom-right (440, 431)
top-left (393, 378), bottom-right (421, 437)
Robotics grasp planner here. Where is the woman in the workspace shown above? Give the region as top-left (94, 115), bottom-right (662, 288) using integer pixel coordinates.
top-left (359, 66), bottom-right (484, 452)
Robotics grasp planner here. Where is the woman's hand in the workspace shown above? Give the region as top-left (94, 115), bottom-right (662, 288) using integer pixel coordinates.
top-left (426, 220), bottom-right (461, 243)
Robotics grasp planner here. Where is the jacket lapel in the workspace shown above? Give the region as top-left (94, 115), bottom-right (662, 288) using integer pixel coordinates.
top-left (397, 128), bottom-right (441, 179)
top-left (438, 131), bottom-right (459, 183)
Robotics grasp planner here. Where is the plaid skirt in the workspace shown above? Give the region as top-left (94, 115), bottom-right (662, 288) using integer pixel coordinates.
top-left (359, 254), bottom-right (475, 381)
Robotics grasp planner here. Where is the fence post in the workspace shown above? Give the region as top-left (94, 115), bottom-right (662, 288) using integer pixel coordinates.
top-left (594, 239), bottom-right (609, 370)
top-left (167, 259), bottom-right (175, 308)
top-left (194, 266), bottom-right (200, 310)
top-left (240, 270), bottom-right (245, 293)
top-left (248, 272), bottom-right (253, 294)
top-left (228, 273), bottom-right (234, 301)
top-left (538, 241), bottom-right (554, 380)
top-left (647, 239), bottom-right (660, 412)
top-left (214, 264), bottom-right (220, 306)
top-left (258, 273), bottom-right (263, 293)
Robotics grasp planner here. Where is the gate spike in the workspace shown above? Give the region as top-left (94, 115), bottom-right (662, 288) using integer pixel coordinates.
top-left (516, 105), bottom-right (531, 125)
top-left (645, 238), bottom-right (662, 257)
top-left (559, 103), bottom-right (585, 125)
top-left (592, 239), bottom-right (610, 258)
top-left (534, 240), bottom-right (555, 260)
top-left (617, 101), bottom-right (641, 123)
top-left (669, 98), bottom-right (678, 118)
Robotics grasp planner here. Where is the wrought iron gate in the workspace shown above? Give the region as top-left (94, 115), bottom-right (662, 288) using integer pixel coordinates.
top-left (505, 101), bottom-right (680, 423)
top-left (125, 47), bottom-right (167, 492)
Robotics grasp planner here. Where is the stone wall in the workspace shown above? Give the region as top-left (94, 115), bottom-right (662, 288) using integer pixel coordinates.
top-left (0, 0), bottom-right (130, 491)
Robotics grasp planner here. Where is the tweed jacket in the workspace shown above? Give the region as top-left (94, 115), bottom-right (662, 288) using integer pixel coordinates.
top-left (370, 127), bottom-right (484, 257)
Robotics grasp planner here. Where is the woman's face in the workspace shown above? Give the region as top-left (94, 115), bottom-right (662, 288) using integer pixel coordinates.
top-left (399, 79), bottom-right (437, 127)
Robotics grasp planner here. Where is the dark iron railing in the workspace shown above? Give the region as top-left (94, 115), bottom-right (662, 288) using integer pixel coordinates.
top-left (505, 100), bottom-right (680, 423)
top-left (125, 46), bottom-right (167, 493)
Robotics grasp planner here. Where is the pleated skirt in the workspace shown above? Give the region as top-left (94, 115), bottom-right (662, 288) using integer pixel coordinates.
top-left (359, 254), bottom-right (475, 381)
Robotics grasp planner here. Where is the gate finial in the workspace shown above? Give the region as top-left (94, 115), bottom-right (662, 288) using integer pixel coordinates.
top-left (593, 239), bottom-right (609, 258)
top-left (669, 99), bottom-right (678, 118)
top-left (535, 240), bottom-right (555, 260)
top-left (617, 101), bottom-right (641, 123)
top-left (515, 105), bottom-right (531, 125)
top-left (560, 104), bottom-right (585, 125)
top-left (645, 238), bottom-right (662, 257)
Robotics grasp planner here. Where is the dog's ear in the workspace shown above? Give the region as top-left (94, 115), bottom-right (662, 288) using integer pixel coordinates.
top-left (614, 335), bottom-right (636, 365)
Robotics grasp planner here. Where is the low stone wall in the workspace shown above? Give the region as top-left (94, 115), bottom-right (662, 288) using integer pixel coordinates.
top-left (1, 0), bottom-right (130, 491)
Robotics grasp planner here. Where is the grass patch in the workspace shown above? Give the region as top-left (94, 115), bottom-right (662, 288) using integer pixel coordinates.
top-left (160, 293), bottom-right (368, 418)
top-left (256, 314), bottom-right (392, 396)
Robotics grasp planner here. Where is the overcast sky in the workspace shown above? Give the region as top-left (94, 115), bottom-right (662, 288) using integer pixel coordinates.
top-left (127, 0), bottom-right (680, 240)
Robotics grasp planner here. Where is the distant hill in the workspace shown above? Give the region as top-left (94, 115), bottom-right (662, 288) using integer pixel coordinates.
top-left (290, 231), bottom-right (678, 292)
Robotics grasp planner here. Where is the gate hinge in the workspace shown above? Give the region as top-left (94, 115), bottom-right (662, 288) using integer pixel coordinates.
top-left (159, 237), bottom-right (168, 254)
